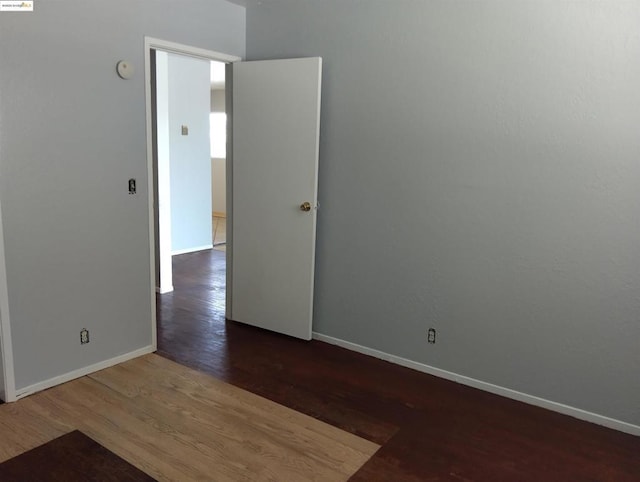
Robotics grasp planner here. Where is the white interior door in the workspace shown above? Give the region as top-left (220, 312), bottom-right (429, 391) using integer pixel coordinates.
top-left (230, 57), bottom-right (322, 340)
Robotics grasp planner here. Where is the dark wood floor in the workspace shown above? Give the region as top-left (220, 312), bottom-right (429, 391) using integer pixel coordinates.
top-left (0, 431), bottom-right (155, 481)
top-left (157, 249), bottom-right (640, 482)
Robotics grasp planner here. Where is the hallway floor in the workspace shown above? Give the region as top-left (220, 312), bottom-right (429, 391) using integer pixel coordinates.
top-left (212, 215), bottom-right (226, 251)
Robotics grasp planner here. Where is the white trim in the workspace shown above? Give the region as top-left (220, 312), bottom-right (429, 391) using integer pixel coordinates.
top-left (153, 50), bottom-right (174, 301)
top-left (0, 199), bottom-right (16, 402)
top-left (14, 345), bottom-right (155, 400)
top-left (156, 285), bottom-right (174, 294)
top-left (145, 37), bottom-right (241, 64)
top-left (171, 244), bottom-right (213, 256)
top-left (145, 37), bottom-right (241, 354)
top-left (225, 64), bottom-right (233, 321)
top-left (312, 332), bottom-right (640, 437)
top-left (145, 38), bottom-right (158, 352)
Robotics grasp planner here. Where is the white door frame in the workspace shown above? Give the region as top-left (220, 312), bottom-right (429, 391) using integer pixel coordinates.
top-left (144, 37), bottom-right (240, 350)
top-left (0, 198), bottom-right (17, 402)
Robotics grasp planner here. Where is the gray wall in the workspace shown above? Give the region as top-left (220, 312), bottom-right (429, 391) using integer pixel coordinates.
top-left (0, 327), bottom-right (5, 400)
top-left (246, 0), bottom-right (640, 426)
top-left (0, 0), bottom-right (245, 391)
top-left (0, 201), bottom-right (8, 400)
top-left (211, 89), bottom-right (226, 113)
top-left (167, 53), bottom-right (213, 253)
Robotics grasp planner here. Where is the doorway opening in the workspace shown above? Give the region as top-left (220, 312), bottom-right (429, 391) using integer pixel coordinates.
top-left (144, 37), bottom-right (240, 349)
top-left (146, 38), bottom-right (322, 347)
top-left (210, 60), bottom-right (227, 253)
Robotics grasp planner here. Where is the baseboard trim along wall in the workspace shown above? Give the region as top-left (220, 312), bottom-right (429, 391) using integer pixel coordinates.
top-left (156, 285), bottom-right (174, 294)
top-left (14, 345), bottom-right (155, 400)
top-left (171, 244), bottom-right (213, 256)
top-left (312, 332), bottom-right (640, 437)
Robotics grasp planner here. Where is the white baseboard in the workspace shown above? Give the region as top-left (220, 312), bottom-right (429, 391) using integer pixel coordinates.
top-left (156, 285), bottom-right (174, 294)
top-left (14, 345), bottom-right (155, 400)
top-left (312, 332), bottom-right (640, 437)
top-left (171, 244), bottom-right (213, 256)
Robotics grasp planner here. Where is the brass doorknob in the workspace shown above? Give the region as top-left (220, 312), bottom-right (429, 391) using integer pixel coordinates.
top-left (300, 202), bottom-right (312, 212)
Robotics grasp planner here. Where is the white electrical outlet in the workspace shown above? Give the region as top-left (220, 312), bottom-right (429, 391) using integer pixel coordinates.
top-left (80, 328), bottom-right (90, 345)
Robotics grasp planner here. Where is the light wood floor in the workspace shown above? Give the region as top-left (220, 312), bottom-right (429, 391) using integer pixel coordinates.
top-left (0, 354), bottom-right (379, 481)
top-left (213, 215), bottom-right (226, 251)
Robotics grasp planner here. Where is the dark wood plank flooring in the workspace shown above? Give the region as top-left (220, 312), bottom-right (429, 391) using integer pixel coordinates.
top-left (157, 249), bottom-right (640, 481)
top-left (0, 431), bottom-right (156, 481)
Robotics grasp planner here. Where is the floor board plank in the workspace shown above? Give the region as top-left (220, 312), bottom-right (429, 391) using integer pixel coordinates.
top-left (0, 431), bottom-right (155, 481)
top-left (0, 354), bottom-right (378, 482)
